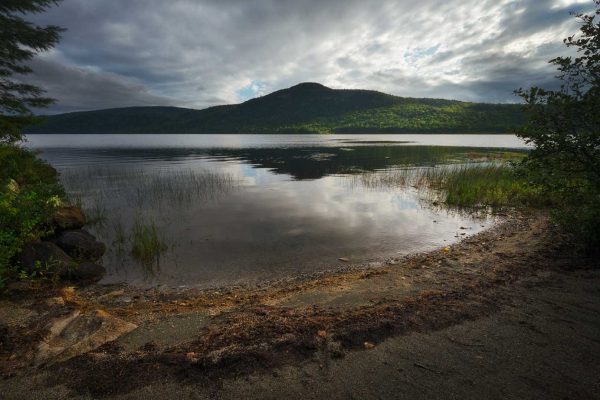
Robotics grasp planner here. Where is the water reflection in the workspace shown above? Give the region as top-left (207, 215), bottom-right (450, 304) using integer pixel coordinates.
top-left (43, 145), bottom-right (525, 180)
top-left (30, 135), bottom-right (521, 287)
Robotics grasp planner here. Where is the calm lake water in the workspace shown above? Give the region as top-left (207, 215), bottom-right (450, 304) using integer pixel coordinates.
top-left (26, 134), bottom-right (528, 288)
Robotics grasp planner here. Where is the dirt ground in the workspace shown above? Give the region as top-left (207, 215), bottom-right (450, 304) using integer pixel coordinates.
top-left (1, 211), bottom-right (599, 399)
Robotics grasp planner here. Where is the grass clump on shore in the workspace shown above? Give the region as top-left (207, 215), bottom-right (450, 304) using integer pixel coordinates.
top-left (426, 165), bottom-right (548, 208)
top-left (357, 163), bottom-right (549, 210)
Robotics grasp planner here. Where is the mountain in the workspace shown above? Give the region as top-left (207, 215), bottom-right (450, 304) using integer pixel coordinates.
top-left (26, 82), bottom-right (525, 134)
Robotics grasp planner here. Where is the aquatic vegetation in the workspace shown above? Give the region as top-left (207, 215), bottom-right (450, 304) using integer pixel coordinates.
top-left (111, 221), bottom-right (127, 254)
top-left (425, 164), bottom-right (548, 208)
top-left (59, 167), bottom-right (238, 209)
top-left (85, 202), bottom-right (108, 228)
top-left (51, 144), bottom-right (533, 284)
top-left (355, 163), bottom-right (549, 209)
top-left (130, 218), bottom-right (169, 269)
top-left (56, 166), bottom-right (239, 278)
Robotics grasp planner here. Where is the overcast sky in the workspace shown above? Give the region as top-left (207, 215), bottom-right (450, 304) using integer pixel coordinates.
top-left (25, 0), bottom-right (593, 113)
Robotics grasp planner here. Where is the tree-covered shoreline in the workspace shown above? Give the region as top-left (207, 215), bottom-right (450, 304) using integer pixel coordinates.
top-left (26, 84), bottom-right (526, 135)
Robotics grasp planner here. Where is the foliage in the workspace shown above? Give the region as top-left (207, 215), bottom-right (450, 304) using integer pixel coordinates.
top-left (0, 144), bottom-right (58, 185)
top-left (0, 0), bottom-right (63, 144)
top-left (0, 1), bottom-right (66, 287)
top-left (0, 146), bottom-right (64, 281)
top-left (516, 2), bottom-right (600, 251)
top-left (26, 83), bottom-right (526, 134)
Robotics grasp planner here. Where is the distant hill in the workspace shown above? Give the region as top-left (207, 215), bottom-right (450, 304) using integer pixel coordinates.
top-left (26, 82), bottom-right (525, 134)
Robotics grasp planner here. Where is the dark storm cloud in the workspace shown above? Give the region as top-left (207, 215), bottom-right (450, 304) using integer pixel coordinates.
top-left (26, 57), bottom-right (176, 114)
top-left (25, 0), bottom-right (593, 113)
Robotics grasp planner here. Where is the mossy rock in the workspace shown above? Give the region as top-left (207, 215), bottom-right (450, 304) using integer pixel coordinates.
top-left (53, 206), bottom-right (87, 231)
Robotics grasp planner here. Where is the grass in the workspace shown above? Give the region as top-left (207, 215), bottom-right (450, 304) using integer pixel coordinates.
top-left (426, 164), bottom-right (548, 208)
top-left (55, 166), bottom-right (238, 275)
top-left (356, 163), bottom-right (550, 210)
top-left (111, 221), bottom-right (127, 254)
top-left (130, 219), bottom-right (169, 269)
top-left (85, 203), bottom-right (108, 227)
top-left (59, 167), bottom-right (238, 209)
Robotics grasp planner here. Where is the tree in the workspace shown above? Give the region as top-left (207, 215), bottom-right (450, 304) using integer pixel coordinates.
top-left (516, 1), bottom-right (600, 250)
top-left (0, 0), bottom-right (63, 145)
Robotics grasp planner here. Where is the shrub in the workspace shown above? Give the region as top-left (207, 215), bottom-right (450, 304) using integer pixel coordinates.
top-left (0, 146), bottom-right (64, 284)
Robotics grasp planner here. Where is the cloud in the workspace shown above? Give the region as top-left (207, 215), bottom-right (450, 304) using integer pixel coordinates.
top-left (24, 55), bottom-right (176, 114)
top-left (23, 0), bottom-right (593, 113)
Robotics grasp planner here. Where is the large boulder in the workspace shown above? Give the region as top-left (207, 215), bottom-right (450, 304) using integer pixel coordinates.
top-left (53, 206), bottom-right (86, 231)
top-left (51, 230), bottom-right (106, 261)
top-left (17, 242), bottom-right (74, 273)
top-left (63, 262), bottom-right (106, 282)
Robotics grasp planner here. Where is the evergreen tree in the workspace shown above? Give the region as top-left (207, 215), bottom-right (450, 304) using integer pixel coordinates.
top-left (0, 0), bottom-right (63, 144)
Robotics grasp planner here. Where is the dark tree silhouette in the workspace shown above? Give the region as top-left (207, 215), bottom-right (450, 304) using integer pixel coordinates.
top-left (0, 0), bottom-right (64, 144)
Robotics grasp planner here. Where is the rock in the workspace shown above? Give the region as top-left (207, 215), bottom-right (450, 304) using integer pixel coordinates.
top-left (17, 242), bottom-right (74, 273)
top-left (35, 309), bottom-right (137, 365)
top-left (65, 262), bottom-right (106, 282)
top-left (51, 229), bottom-right (106, 261)
top-left (53, 206), bottom-right (86, 231)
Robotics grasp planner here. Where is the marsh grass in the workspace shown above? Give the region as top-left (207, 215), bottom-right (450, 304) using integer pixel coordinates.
top-left (111, 221), bottom-right (127, 253)
top-left (56, 166), bottom-right (237, 276)
top-left (130, 218), bottom-right (168, 269)
top-left (59, 167), bottom-right (238, 209)
top-left (85, 203), bottom-right (108, 227)
top-left (426, 164), bottom-right (548, 208)
top-left (355, 163), bottom-right (550, 209)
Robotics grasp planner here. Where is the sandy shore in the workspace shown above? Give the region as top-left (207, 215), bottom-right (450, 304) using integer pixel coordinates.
top-left (1, 211), bottom-right (599, 399)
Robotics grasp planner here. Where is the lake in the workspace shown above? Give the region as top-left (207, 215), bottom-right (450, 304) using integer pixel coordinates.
top-left (26, 134), bottom-right (528, 288)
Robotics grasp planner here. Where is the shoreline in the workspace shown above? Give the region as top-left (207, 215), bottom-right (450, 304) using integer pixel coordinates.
top-left (1, 210), bottom-right (599, 398)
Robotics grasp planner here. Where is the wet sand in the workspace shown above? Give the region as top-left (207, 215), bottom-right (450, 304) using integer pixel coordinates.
top-left (1, 212), bottom-right (599, 399)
